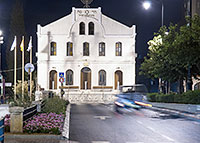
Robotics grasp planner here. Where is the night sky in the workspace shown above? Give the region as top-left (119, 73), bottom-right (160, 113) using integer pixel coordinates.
top-left (0, 0), bottom-right (184, 83)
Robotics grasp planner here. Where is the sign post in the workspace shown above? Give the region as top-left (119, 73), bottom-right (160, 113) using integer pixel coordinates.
top-left (25, 63), bottom-right (35, 101)
top-left (59, 73), bottom-right (65, 98)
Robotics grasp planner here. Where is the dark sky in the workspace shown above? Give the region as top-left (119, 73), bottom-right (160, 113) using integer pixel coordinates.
top-left (0, 0), bottom-right (184, 82)
top-left (0, 0), bottom-right (183, 54)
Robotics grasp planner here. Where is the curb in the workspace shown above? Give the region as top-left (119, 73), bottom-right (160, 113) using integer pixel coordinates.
top-left (62, 104), bottom-right (71, 140)
top-left (148, 106), bottom-right (200, 122)
top-left (4, 134), bottom-right (61, 140)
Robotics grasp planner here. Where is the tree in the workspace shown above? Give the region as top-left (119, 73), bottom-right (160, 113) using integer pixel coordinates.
top-left (140, 15), bottom-right (200, 93)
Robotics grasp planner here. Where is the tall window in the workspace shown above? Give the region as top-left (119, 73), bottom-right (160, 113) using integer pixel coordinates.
top-left (66, 70), bottom-right (73, 85)
top-left (50, 42), bottom-right (56, 56)
top-left (83, 42), bottom-right (89, 56)
top-left (116, 42), bottom-right (122, 56)
top-left (79, 22), bottom-right (85, 35)
top-left (99, 42), bottom-right (105, 56)
top-left (88, 22), bottom-right (94, 35)
top-left (67, 42), bottom-right (73, 56)
top-left (99, 70), bottom-right (106, 86)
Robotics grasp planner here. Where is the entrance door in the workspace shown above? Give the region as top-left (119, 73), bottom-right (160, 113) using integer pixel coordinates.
top-left (81, 67), bottom-right (91, 89)
top-left (115, 70), bottom-right (123, 89)
top-left (49, 70), bottom-right (57, 89)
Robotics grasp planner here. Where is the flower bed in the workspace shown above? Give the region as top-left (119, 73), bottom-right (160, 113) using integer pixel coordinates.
top-left (23, 113), bottom-right (64, 134)
top-left (4, 114), bottom-right (10, 132)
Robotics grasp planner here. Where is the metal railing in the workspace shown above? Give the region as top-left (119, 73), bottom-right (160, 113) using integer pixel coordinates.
top-left (0, 117), bottom-right (4, 143)
top-left (23, 105), bottom-right (37, 121)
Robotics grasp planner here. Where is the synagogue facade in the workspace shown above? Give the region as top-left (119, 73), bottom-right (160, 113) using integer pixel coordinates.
top-left (37, 7), bottom-right (137, 95)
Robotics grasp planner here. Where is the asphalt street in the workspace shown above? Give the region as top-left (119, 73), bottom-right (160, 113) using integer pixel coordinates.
top-left (69, 104), bottom-right (200, 143)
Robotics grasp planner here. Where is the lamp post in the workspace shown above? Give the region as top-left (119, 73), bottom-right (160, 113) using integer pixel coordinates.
top-left (143, 0), bottom-right (165, 93)
top-left (143, 0), bottom-right (164, 27)
top-left (0, 30), bottom-right (4, 103)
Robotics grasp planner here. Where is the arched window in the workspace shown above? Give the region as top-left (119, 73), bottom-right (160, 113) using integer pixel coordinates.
top-left (79, 22), bottom-right (85, 35)
top-left (116, 42), bottom-right (122, 56)
top-left (83, 42), bottom-right (89, 56)
top-left (99, 70), bottom-right (106, 86)
top-left (49, 70), bottom-right (57, 89)
top-left (50, 42), bottom-right (56, 56)
top-left (66, 70), bottom-right (73, 85)
top-left (88, 22), bottom-right (94, 35)
top-left (99, 42), bottom-right (105, 56)
top-left (67, 42), bottom-right (73, 56)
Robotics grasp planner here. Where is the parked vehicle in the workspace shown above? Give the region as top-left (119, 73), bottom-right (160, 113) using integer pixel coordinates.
top-left (114, 84), bottom-right (152, 112)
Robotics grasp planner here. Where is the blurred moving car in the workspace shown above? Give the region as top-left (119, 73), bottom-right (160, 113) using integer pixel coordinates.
top-left (114, 84), bottom-right (152, 112)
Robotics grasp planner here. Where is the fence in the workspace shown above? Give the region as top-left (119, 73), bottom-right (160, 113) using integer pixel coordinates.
top-left (0, 117), bottom-right (4, 143)
top-left (23, 105), bottom-right (37, 121)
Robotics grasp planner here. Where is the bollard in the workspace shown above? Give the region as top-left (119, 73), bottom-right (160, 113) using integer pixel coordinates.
top-left (9, 107), bottom-right (24, 133)
top-left (32, 101), bottom-right (41, 112)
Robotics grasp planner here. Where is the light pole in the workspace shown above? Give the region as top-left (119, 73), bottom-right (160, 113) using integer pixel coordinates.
top-left (143, 0), bottom-right (165, 93)
top-left (143, 0), bottom-right (164, 27)
top-left (0, 30), bottom-right (4, 103)
top-left (0, 30), bottom-right (3, 73)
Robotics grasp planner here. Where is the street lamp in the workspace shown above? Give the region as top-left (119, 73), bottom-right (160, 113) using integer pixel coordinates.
top-left (143, 1), bottom-right (151, 10)
top-left (0, 30), bottom-right (3, 74)
top-left (143, 0), bottom-right (164, 27)
top-left (0, 30), bottom-right (4, 103)
top-left (143, 0), bottom-right (165, 93)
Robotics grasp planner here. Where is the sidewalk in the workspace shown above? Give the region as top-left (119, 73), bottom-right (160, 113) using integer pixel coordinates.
top-left (149, 105), bottom-right (200, 122)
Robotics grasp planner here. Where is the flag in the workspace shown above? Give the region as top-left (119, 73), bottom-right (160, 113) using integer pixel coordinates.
top-left (10, 36), bottom-right (16, 51)
top-left (27, 36), bottom-right (32, 52)
top-left (20, 37), bottom-right (24, 52)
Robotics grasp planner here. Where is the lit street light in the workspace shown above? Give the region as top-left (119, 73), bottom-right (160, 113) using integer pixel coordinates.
top-left (143, 1), bottom-right (151, 10)
top-left (0, 30), bottom-right (3, 73)
top-left (0, 30), bottom-right (4, 103)
top-left (143, 0), bottom-right (165, 93)
top-left (143, 0), bottom-right (164, 26)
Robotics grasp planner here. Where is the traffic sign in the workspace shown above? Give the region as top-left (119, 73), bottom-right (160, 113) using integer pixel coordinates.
top-left (25, 63), bottom-right (35, 73)
top-left (59, 77), bottom-right (65, 83)
top-left (59, 72), bottom-right (64, 78)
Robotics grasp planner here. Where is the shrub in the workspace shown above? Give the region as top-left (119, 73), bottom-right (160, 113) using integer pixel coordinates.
top-left (42, 96), bottom-right (69, 114)
top-left (147, 93), bottom-right (157, 102)
top-left (4, 114), bottom-right (10, 132)
top-left (148, 90), bottom-right (200, 104)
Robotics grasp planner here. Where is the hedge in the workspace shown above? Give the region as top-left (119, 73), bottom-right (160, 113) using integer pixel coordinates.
top-left (147, 90), bottom-right (200, 104)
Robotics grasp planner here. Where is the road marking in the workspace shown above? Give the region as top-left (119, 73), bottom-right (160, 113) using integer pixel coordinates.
top-left (161, 134), bottom-right (175, 142)
top-left (59, 141), bottom-right (79, 143)
top-left (147, 126), bottom-right (156, 132)
top-left (94, 116), bottom-right (112, 120)
top-left (92, 141), bottom-right (110, 143)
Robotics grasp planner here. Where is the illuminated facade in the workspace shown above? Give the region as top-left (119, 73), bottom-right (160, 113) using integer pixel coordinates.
top-left (37, 7), bottom-right (136, 95)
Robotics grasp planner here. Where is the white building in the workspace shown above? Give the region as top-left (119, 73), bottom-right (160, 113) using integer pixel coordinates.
top-left (37, 7), bottom-right (137, 99)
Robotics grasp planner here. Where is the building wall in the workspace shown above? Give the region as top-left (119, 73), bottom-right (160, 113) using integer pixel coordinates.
top-left (37, 7), bottom-right (136, 92)
top-left (184, 0), bottom-right (200, 16)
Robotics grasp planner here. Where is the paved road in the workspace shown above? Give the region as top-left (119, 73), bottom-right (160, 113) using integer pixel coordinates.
top-left (69, 104), bottom-right (200, 143)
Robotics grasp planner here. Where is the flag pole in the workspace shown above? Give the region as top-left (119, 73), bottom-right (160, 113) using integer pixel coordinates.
top-left (14, 36), bottom-right (17, 101)
top-left (30, 36), bottom-right (32, 102)
top-left (22, 36), bottom-right (24, 101)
